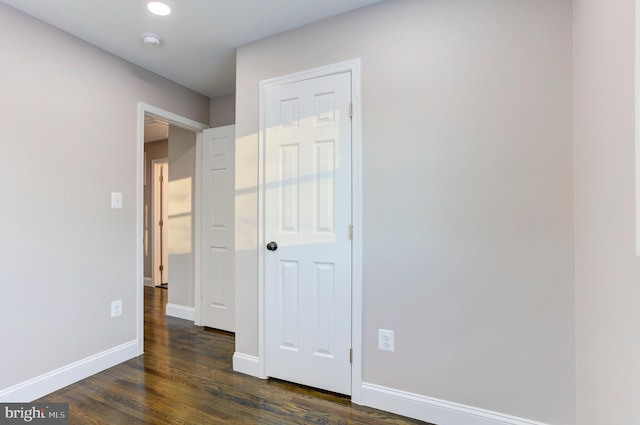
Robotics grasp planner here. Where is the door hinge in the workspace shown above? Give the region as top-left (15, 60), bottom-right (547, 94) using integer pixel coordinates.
top-left (348, 224), bottom-right (353, 241)
top-left (349, 102), bottom-right (353, 119)
top-left (159, 175), bottom-right (163, 183)
top-left (349, 348), bottom-right (353, 363)
top-left (159, 265), bottom-right (164, 272)
top-left (159, 220), bottom-right (163, 227)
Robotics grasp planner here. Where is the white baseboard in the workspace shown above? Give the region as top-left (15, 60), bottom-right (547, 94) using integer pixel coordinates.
top-left (0, 340), bottom-right (140, 402)
top-left (166, 303), bottom-right (195, 321)
top-left (232, 352), bottom-right (266, 379)
top-left (144, 277), bottom-right (153, 287)
top-left (359, 382), bottom-right (549, 425)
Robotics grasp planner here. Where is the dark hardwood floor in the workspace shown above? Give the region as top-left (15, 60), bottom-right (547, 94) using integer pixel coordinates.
top-left (38, 287), bottom-right (429, 424)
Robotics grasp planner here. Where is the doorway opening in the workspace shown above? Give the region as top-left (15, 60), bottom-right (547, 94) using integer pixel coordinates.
top-left (144, 115), bottom-right (169, 290)
top-left (143, 117), bottom-right (168, 288)
top-left (136, 103), bottom-right (209, 353)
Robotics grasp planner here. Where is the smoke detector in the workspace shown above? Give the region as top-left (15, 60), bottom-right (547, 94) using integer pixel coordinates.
top-left (141, 33), bottom-right (162, 47)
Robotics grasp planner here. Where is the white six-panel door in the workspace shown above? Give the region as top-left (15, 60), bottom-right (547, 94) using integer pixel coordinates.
top-left (264, 72), bottom-right (352, 395)
top-left (201, 125), bottom-right (235, 332)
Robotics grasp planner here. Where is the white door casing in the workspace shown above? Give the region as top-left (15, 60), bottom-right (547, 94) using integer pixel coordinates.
top-left (263, 72), bottom-right (353, 395)
top-left (200, 125), bottom-right (236, 332)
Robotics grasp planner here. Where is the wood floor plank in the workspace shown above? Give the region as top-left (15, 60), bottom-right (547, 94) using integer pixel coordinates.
top-left (37, 287), bottom-right (430, 424)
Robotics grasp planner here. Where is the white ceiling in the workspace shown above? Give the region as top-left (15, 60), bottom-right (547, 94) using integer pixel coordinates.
top-left (0, 0), bottom-right (383, 98)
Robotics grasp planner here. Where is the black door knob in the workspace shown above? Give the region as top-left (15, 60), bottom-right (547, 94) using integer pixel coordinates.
top-left (266, 241), bottom-right (278, 251)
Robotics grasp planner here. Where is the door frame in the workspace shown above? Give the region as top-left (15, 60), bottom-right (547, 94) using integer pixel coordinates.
top-left (257, 59), bottom-right (363, 402)
top-left (136, 102), bottom-right (209, 352)
top-left (151, 158), bottom-right (169, 287)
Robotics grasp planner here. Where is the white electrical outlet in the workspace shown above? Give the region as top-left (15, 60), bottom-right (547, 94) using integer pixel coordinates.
top-left (378, 329), bottom-right (394, 352)
top-left (111, 300), bottom-right (123, 318)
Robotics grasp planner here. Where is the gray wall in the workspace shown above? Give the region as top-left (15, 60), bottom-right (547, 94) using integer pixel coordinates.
top-left (235, 1), bottom-right (575, 423)
top-left (0, 3), bottom-right (209, 391)
top-left (574, 0), bottom-right (640, 424)
top-left (210, 93), bottom-right (236, 127)
top-left (167, 125), bottom-right (197, 308)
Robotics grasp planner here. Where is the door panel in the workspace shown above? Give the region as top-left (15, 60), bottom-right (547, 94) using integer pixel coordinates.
top-left (280, 260), bottom-right (299, 350)
top-left (264, 72), bottom-right (352, 395)
top-left (201, 125), bottom-right (235, 332)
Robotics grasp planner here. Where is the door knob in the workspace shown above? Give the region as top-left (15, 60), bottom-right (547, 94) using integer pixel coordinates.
top-left (266, 241), bottom-right (278, 251)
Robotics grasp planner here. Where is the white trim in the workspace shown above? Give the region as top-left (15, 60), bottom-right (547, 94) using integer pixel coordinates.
top-left (360, 383), bottom-right (550, 425)
top-left (0, 340), bottom-right (139, 402)
top-left (194, 130), bottom-right (203, 326)
top-left (166, 303), bottom-right (196, 321)
top-left (137, 102), bottom-right (209, 352)
top-left (255, 59), bottom-right (363, 395)
top-left (636, 0), bottom-right (640, 255)
top-left (349, 59), bottom-right (364, 404)
top-left (144, 277), bottom-right (153, 287)
top-left (232, 353), bottom-right (267, 379)
top-left (141, 104), bottom-right (210, 133)
top-left (136, 103), bottom-right (146, 354)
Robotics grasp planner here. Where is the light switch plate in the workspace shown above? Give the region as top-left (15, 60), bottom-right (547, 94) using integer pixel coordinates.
top-left (111, 192), bottom-right (123, 209)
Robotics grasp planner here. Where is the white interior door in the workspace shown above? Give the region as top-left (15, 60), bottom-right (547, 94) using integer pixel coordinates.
top-left (264, 72), bottom-right (352, 395)
top-left (200, 125), bottom-right (235, 332)
top-left (152, 159), bottom-right (169, 287)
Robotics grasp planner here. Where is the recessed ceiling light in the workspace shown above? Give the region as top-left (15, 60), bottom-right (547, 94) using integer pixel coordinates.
top-left (147, 2), bottom-right (171, 16)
